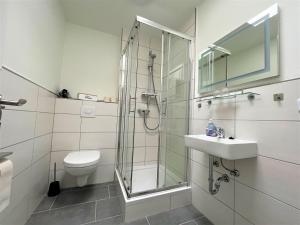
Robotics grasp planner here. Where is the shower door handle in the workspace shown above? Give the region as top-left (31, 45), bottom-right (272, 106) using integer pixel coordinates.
top-left (161, 99), bottom-right (167, 116)
top-left (129, 96), bottom-right (136, 113)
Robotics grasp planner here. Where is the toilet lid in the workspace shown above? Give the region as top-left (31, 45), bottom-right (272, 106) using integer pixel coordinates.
top-left (64, 151), bottom-right (100, 168)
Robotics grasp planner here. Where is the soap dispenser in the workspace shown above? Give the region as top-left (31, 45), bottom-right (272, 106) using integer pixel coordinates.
top-left (206, 119), bottom-right (217, 137)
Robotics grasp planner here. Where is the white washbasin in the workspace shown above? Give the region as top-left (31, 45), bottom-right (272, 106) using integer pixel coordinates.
top-left (184, 134), bottom-right (257, 160)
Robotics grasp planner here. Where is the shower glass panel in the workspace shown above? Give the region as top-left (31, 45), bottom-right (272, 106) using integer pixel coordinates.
top-left (117, 17), bottom-right (192, 197)
top-left (117, 27), bottom-right (139, 192)
top-left (159, 32), bottom-right (190, 188)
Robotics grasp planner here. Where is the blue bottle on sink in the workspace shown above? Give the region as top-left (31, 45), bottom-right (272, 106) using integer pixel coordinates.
top-left (206, 119), bottom-right (217, 137)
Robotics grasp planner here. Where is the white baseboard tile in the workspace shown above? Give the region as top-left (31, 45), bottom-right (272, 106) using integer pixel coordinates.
top-left (170, 188), bottom-right (192, 209)
top-left (125, 194), bottom-right (171, 223)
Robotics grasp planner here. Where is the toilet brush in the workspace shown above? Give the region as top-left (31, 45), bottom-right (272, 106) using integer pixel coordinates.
top-left (48, 162), bottom-right (60, 197)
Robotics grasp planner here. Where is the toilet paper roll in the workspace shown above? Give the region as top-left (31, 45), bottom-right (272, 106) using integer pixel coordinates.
top-left (0, 159), bottom-right (13, 213)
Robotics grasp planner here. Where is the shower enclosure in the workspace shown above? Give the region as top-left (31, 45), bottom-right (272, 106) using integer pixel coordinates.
top-left (117, 16), bottom-right (192, 197)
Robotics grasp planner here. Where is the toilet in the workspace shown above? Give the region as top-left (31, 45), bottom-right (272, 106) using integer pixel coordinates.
top-left (63, 151), bottom-right (100, 187)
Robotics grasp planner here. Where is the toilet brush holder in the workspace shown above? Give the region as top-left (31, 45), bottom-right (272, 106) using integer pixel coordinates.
top-left (48, 163), bottom-right (60, 197)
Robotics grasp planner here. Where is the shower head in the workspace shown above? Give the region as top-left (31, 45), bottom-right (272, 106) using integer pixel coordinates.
top-left (148, 51), bottom-right (156, 69)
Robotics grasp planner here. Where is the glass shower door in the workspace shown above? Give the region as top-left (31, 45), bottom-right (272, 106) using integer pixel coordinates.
top-left (159, 32), bottom-right (191, 188)
top-left (118, 31), bottom-right (139, 193)
top-left (124, 36), bottom-right (139, 193)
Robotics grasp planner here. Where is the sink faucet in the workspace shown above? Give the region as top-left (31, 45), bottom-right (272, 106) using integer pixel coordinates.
top-left (217, 127), bottom-right (225, 138)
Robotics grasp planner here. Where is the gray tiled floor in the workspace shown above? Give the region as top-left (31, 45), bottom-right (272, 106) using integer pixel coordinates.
top-left (26, 182), bottom-right (213, 225)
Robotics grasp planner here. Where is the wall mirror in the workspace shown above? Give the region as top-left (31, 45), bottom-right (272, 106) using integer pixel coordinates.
top-left (198, 4), bottom-right (279, 94)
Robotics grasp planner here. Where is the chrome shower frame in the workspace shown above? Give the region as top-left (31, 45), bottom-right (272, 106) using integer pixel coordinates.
top-left (117, 16), bottom-right (194, 198)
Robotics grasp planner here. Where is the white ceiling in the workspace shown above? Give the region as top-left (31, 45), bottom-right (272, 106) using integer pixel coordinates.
top-left (61, 0), bottom-right (201, 36)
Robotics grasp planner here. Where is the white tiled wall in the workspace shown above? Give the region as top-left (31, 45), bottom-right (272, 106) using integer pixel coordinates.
top-left (0, 68), bottom-right (55, 225)
top-left (180, 7), bottom-right (300, 225)
top-left (190, 79), bottom-right (300, 225)
top-left (51, 98), bottom-right (118, 188)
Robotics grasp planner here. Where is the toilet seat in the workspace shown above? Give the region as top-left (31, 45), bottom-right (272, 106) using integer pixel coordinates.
top-left (64, 151), bottom-right (100, 168)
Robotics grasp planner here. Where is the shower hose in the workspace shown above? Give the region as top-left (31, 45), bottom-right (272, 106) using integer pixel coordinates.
top-left (143, 67), bottom-right (160, 131)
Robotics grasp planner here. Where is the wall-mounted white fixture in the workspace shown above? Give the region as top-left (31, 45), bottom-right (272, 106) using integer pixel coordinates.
top-left (184, 134), bottom-right (257, 195)
top-left (297, 98), bottom-right (300, 111)
top-left (64, 151), bottom-right (100, 187)
top-left (184, 134), bottom-right (257, 160)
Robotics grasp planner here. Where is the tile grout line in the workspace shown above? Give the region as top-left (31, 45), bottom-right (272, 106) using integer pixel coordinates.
top-left (32, 196), bottom-right (57, 215)
top-left (107, 185), bottom-right (111, 199)
top-left (235, 179), bottom-right (300, 211)
top-left (81, 214), bottom-right (123, 225)
top-left (48, 193), bottom-right (119, 212)
top-left (177, 215), bottom-right (205, 225)
top-left (234, 211), bottom-right (255, 225)
top-left (145, 216), bottom-right (151, 225)
top-left (49, 196), bottom-right (57, 210)
top-left (0, 132), bottom-right (53, 150)
top-left (178, 219), bottom-right (196, 225)
top-left (94, 200), bottom-right (97, 222)
top-left (33, 196), bottom-right (112, 215)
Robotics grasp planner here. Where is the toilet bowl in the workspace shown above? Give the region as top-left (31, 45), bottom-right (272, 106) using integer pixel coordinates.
top-left (63, 151), bottom-right (100, 187)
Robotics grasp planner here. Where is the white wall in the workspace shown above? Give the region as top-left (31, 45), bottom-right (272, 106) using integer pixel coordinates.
top-left (59, 23), bottom-right (120, 100)
top-left (191, 1), bottom-right (300, 225)
top-left (0, 1), bottom-right (4, 67)
top-left (0, 68), bottom-right (56, 225)
top-left (2, 0), bottom-right (65, 92)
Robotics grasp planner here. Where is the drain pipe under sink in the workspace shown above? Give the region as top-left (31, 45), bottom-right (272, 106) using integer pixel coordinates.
top-left (208, 155), bottom-right (230, 195)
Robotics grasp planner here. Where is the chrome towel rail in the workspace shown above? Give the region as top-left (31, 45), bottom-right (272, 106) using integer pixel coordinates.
top-left (0, 95), bottom-right (27, 106)
top-left (0, 94), bottom-right (27, 126)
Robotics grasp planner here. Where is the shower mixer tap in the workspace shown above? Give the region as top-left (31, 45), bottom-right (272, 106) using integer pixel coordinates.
top-left (138, 108), bottom-right (150, 115)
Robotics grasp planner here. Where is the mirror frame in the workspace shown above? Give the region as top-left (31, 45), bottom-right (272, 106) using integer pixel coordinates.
top-left (198, 3), bottom-right (280, 95)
